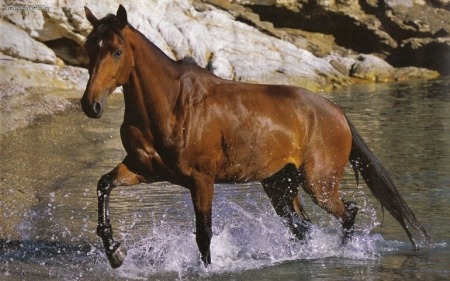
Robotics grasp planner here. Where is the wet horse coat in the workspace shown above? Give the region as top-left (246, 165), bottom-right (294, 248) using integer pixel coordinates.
top-left (81, 5), bottom-right (433, 268)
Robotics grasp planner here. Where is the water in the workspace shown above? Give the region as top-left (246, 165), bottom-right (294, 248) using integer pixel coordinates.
top-left (1, 79), bottom-right (449, 280)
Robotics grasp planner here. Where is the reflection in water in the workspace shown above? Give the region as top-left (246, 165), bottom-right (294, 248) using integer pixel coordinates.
top-left (1, 79), bottom-right (449, 280)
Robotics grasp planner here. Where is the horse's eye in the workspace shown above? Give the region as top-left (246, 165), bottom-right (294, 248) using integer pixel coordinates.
top-left (114, 49), bottom-right (123, 59)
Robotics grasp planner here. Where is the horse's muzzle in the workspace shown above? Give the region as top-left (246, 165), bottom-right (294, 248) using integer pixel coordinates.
top-left (81, 98), bottom-right (104, 118)
top-left (80, 88), bottom-right (109, 118)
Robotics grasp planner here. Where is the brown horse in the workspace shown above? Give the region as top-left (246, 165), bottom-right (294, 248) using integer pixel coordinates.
top-left (81, 5), bottom-right (434, 269)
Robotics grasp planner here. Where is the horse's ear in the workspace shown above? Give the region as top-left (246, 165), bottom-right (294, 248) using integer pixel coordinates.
top-left (84, 6), bottom-right (99, 26)
top-left (116, 5), bottom-right (128, 29)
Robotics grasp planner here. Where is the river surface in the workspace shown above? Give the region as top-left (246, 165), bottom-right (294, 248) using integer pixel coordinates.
top-left (1, 78), bottom-right (449, 280)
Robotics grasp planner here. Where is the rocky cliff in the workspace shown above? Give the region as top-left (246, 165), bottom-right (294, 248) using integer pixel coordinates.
top-left (210, 0), bottom-right (450, 75)
top-left (1, 0), bottom-right (447, 133)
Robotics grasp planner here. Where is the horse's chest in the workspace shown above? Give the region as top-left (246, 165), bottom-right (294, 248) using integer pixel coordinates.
top-left (121, 126), bottom-right (155, 159)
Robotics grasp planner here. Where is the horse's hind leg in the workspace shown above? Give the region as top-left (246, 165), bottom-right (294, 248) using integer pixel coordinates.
top-left (96, 156), bottom-right (145, 268)
top-left (293, 195), bottom-right (311, 222)
top-left (301, 161), bottom-right (358, 243)
top-left (261, 164), bottom-right (312, 240)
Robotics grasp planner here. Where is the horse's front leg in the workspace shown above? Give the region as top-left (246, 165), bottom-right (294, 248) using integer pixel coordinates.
top-left (189, 173), bottom-right (214, 266)
top-left (96, 157), bottom-right (145, 268)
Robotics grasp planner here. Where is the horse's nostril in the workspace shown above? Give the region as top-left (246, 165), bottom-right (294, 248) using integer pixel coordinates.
top-left (93, 101), bottom-right (102, 114)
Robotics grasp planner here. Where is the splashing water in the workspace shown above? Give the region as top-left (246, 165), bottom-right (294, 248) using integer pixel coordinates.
top-left (105, 184), bottom-right (391, 280)
top-left (5, 180), bottom-right (399, 280)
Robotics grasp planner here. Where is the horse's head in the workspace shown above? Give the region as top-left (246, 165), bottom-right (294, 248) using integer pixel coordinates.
top-left (81, 5), bottom-right (134, 118)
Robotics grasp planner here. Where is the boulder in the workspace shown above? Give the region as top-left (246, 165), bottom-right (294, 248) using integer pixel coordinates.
top-left (0, 55), bottom-right (88, 134)
top-left (387, 35), bottom-right (450, 76)
top-left (1, 0), bottom-right (353, 92)
top-left (0, 55), bottom-right (87, 89)
top-left (0, 0), bottom-right (445, 97)
top-left (0, 20), bottom-right (56, 64)
top-left (326, 53), bottom-right (439, 82)
top-left (226, 0), bottom-right (450, 75)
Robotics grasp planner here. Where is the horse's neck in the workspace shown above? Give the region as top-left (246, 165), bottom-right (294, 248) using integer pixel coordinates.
top-left (123, 27), bottom-right (181, 140)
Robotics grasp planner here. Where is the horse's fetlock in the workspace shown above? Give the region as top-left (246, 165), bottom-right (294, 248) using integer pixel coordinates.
top-left (343, 200), bottom-right (358, 230)
top-left (98, 173), bottom-right (115, 189)
top-left (97, 223), bottom-right (113, 238)
top-left (344, 201), bottom-right (359, 216)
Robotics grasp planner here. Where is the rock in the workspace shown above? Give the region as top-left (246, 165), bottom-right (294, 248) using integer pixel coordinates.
top-left (385, 0), bottom-right (415, 7)
top-left (349, 54), bottom-right (396, 82)
top-left (387, 37), bottom-right (450, 75)
top-left (227, 0), bottom-right (450, 75)
top-left (0, 55), bottom-right (88, 134)
top-left (280, 28), bottom-right (353, 58)
top-left (0, 20), bottom-right (56, 64)
top-left (326, 54), bottom-right (396, 82)
top-left (0, 55), bottom-right (88, 89)
top-left (2, 2), bottom-right (90, 44)
top-left (2, 0), bottom-right (353, 92)
top-left (430, 0), bottom-right (450, 8)
top-left (0, 0), bottom-right (445, 109)
top-left (393, 66), bottom-right (440, 81)
top-left (0, 83), bottom-right (80, 135)
top-left (326, 53), bottom-right (439, 82)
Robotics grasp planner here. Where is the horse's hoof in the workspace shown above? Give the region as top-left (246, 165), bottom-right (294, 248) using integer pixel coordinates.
top-left (201, 252), bottom-right (211, 268)
top-left (341, 229), bottom-right (355, 246)
top-left (291, 219), bottom-right (312, 241)
top-left (106, 243), bottom-right (127, 269)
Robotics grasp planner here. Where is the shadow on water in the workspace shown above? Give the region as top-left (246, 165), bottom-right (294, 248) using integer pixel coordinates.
top-left (1, 79), bottom-right (450, 280)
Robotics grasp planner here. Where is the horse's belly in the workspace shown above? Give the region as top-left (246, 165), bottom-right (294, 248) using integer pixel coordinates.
top-left (214, 147), bottom-right (301, 183)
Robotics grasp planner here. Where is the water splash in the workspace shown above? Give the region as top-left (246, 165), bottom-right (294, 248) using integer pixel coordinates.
top-left (7, 183), bottom-right (443, 280)
top-left (114, 190), bottom-right (389, 280)
top-left (3, 187), bottom-right (446, 281)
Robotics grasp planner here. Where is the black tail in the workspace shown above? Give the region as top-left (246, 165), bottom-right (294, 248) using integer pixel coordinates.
top-left (346, 116), bottom-right (434, 249)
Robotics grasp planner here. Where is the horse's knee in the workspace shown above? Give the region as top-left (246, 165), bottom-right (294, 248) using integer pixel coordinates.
top-left (97, 173), bottom-right (115, 196)
top-left (98, 173), bottom-right (113, 187)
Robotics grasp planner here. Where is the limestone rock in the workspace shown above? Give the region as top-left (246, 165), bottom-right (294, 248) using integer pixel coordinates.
top-left (430, 0), bottom-right (450, 8)
top-left (1, 0), bottom-right (446, 94)
top-left (349, 54), bottom-right (396, 82)
top-left (0, 55), bottom-right (88, 134)
top-left (2, 0), bottom-right (353, 91)
top-left (226, 0), bottom-right (450, 75)
top-left (0, 83), bottom-right (79, 135)
top-left (387, 37), bottom-right (450, 75)
top-left (0, 55), bottom-right (87, 89)
top-left (0, 20), bottom-right (56, 64)
top-left (326, 53), bottom-right (439, 82)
